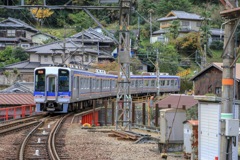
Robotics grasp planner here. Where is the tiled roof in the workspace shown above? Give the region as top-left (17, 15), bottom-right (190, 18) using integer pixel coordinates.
top-left (3, 61), bottom-right (47, 69)
top-left (70, 27), bottom-right (114, 43)
top-left (25, 40), bottom-right (99, 54)
top-left (190, 62), bottom-right (240, 81)
top-left (0, 17), bottom-right (38, 32)
top-left (0, 93), bottom-right (34, 105)
top-left (0, 82), bottom-right (33, 93)
top-left (157, 10), bottom-right (203, 22)
top-left (157, 94), bottom-right (198, 109)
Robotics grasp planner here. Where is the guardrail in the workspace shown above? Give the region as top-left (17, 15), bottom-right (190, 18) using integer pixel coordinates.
top-left (0, 105), bottom-right (36, 121)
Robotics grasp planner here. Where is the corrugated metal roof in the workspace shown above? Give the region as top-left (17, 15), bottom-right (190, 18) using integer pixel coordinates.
top-left (157, 94), bottom-right (198, 109)
top-left (0, 93), bottom-right (34, 105)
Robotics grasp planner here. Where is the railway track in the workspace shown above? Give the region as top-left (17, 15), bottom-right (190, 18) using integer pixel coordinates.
top-left (0, 115), bottom-right (45, 135)
top-left (19, 114), bottom-right (72, 160)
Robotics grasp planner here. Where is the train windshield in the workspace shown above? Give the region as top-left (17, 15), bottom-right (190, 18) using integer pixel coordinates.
top-left (35, 69), bottom-right (45, 92)
top-left (58, 69), bottom-right (69, 92)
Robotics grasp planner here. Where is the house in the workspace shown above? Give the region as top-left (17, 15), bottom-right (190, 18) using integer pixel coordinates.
top-left (70, 27), bottom-right (116, 62)
top-left (190, 62), bottom-right (240, 98)
top-left (0, 82), bottom-right (33, 93)
top-left (0, 17), bottom-right (56, 49)
top-left (152, 11), bottom-right (224, 45)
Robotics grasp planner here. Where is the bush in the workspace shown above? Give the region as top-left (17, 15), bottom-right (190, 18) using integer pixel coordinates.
top-left (210, 40), bottom-right (223, 50)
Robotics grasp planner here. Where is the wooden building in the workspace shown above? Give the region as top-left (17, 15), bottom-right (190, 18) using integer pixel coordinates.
top-left (190, 62), bottom-right (240, 98)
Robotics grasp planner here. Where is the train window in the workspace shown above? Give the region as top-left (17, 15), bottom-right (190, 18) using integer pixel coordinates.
top-left (175, 80), bottom-right (178, 86)
top-left (166, 80), bottom-right (170, 86)
top-left (144, 80), bottom-right (149, 87)
top-left (151, 80), bottom-right (155, 87)
top-left (74, 77), bottom-right (77, 88)
top-left (58, 69), bottom-right (69, 92)
top-left (131, 80), bottom-right (134, 87)
top-left (135, 80), bottom-right (138, 87)
top-left (35, 69), bottom-right (45, 92)
top-left (112, 80), bottom-right (116, 88)
top-left (139, 80), bottom-right (143, 87)
top-left (48, 77), bottom-right (55, 92)
top-left (171, 80), bottom-right (174, 86)
top-left (92, 79), bottom-right (95, 89)
top-left (161, 80), bottom-right (165, 86)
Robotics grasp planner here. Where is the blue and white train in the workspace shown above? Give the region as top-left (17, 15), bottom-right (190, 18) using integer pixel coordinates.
top-left (34, 65), bottom-right (180, 113)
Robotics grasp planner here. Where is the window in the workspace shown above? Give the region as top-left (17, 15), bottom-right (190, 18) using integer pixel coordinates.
top-left (215, 87), bottom-right (221, 95)
top-left (58, 69), bottom-right (69, 92)
top-left (35, 69), bottom-right (45, 92)
top-left (85, 55), bottom-right (89, 62)
top-left (197, 22), bottom-right (202, 27)
top-left (182, 21), bottom-right (190, 26)
top-left (7, 30), bottom-right (15, 37)
top-left (21, 44), bottom-right (30, 48)
top-left (0, 43), bottom-right (5, 47)
top-left (151, 80), bottom-right (155, 87)
top-left (44, 55), bottom-right (48, 62)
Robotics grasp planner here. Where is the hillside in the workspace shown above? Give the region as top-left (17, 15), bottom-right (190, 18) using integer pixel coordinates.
top-left (0, 0), bottom-right (230, 74)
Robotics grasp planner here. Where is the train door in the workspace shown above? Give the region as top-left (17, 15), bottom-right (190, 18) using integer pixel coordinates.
top-left (46, 75), bottom-right (57, 100)
top-left (72, 76), bottom-right (78, 100)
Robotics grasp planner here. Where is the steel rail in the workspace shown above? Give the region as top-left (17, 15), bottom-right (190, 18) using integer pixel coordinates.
top-left (19, 121), bottom-right (44, 160)
top-left (48, 114), bottom-right (70, 160)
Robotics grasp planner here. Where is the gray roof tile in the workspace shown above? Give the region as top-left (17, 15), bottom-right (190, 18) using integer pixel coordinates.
top-left (158, 10), bottom-right (203, 21)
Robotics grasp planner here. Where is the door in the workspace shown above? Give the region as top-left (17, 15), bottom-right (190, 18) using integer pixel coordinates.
top-left (47, 76), bottom-right (57, 100)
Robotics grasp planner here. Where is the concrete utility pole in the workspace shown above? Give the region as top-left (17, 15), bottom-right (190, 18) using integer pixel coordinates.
top-left (219, 1), bottom-right (239, 159)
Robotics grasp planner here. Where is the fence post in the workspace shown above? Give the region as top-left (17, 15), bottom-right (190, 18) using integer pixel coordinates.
top-left (155, 103), bottom-right (159, 127)
top-left (142, 103), bottom-right (146, 125)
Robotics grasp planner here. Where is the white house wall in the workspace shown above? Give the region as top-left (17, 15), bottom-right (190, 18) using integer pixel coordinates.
top-left (29, 54), bottom-right (39, 62)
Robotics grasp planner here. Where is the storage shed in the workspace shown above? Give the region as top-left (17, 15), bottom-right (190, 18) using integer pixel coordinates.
top-left (183, 120), bottom-right (198, 160)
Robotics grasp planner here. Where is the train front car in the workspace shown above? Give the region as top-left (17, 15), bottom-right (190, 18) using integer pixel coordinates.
top-left (34, 67), bottom-right (71, 113)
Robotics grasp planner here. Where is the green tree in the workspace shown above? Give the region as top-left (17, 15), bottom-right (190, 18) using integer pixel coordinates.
top-left (0, 47), bottom-right (21, 68)
top-left (168, 20), bottom-right (180, 39)
top-left (68, 11), bottom-right (94, 32)
top-left (156, 0), bottom-right (192, 17)
top-left (12, 47), bottom-right (28, 61)
top-left (138, 42), bottom-right (179, 74)
top-left (199, 9), bottom-right (213, 57)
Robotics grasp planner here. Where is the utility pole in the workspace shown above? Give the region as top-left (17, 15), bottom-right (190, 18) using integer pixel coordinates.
top-left (156, 49), bottom-right (160, 96)
top-left (219, 1), bottom-right (239, 159)
top-left (115, 0), bottom-right (133, 131)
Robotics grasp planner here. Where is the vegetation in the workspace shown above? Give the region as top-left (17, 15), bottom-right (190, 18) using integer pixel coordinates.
top-left (0, 0), bottom-right (232, 92)
top-left (0, 47), bottom-right (28, 68)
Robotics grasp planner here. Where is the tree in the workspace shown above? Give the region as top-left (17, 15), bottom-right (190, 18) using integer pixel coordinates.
top-left (12, 47), bottom-right (29, 61)
top-left (0, 47), bottom-right (20, 68)
top-left (156, 0), bottom-right (192, 17)
top-left (168, 20), bottom-right (180, 39)
top-left (92, 61), bottom-right (118, 72)
top-left (68, 11), bottom-right (94, 31)
top-left (138, 41), bottom-right (179, 74)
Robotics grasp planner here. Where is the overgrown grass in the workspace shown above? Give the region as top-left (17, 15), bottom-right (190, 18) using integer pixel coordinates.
top-left (37, 27), bottom-right (77, 39)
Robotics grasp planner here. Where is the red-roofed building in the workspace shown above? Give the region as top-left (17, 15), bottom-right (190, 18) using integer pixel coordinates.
top-left (190, 62), bottom-right (240, 98)
top-left (157, 94), bottom-right (198, 109)
top-left (0, 93), bottom-right (34, 107)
